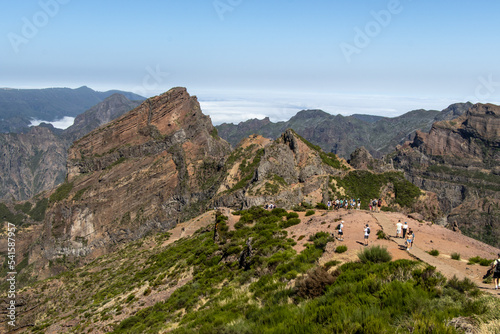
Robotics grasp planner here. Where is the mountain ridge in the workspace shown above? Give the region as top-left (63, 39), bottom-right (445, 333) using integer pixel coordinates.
top-left (216, 102), bottom-right (474, 158)
top-left (0, 86), bottom-right (145, 133)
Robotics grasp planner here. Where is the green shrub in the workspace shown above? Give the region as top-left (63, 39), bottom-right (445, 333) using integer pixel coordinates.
top-left (279, 218), bottom-right (301, 229)
top-left (305, 210), bottom-right (315, 216)
top-left (376, 230), bottom-right (387, 240)
top-left (315, 202), bottom-right (328, 210)
top-left (358, 246), bottom-right (392, 263)
top-left (29, 198), bottom-right (48, 222)
top-left (292, 205), bottom-right (306, 212)
top-left (14, 202), bottom-right (32, 214)
top-left (72, 187), bottom-right (89, 201)
top-left (446, 276), bottom-right (478, 293)
top-left (49, 182), bottom-right (74, 203)
top-left (479, 258), bottom-right (492, 266)
top-left (428, 249), bottom-right (439, 256)
top-left (324, 260), bottom-right (340, 269)
top-left (451, 253), bottom-right (461, 261)
top-left (335, 245), bottom-right (347, 253)
top-left (301, 202), bottom-right (314, 210)
top-left (309, 232), bottom-right (331, 251)
top-left (271, 208), bottom-right (287, 217)
top-left (286, 212), bottom-right (299, 220)
top-left (466, 255), bottom-right (492, 266)
top-left (468, 256), bottom-right (481, 264)
top-left (0, 203), bottom-right (25, 225)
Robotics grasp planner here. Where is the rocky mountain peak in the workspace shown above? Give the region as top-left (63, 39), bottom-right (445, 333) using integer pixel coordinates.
top-left (33, 87), bottom-right (231, 276)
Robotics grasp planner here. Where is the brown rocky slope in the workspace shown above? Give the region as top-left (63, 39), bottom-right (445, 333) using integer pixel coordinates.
top-left (29, 87), bottom-right (231, 277)
top-left (392, 103), bottom-right (500, 247)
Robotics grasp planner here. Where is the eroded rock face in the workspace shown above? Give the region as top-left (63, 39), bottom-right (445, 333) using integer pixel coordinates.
top-left (213, 129), bottom-right (349, 210)
top-left (348, 147), bottom-right (393, 173)
top-left (36, 88), bottom-right (232, 272)
top-left (0, 94), bottom-right (141, 201)
top-left (392, 103), bottom-right (500, 247)
top-left (0, 127), bottom-right (68, 200)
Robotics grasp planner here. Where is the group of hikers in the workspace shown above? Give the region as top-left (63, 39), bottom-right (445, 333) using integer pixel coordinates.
top-left (395, 220), bottom-right (415, 250)
top-left (327, 199), bottom-right (361, 210)
top-left (369, 199), bottom-right (383, 211)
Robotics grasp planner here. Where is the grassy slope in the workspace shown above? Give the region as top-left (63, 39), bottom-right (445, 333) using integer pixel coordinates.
top-left (11, 208), bottom-right (500, 334)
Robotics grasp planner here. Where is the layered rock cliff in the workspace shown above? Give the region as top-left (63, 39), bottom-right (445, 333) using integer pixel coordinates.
top-left (0, 94), bottom-right (141, 201)
top-left (392, 103), bottom-right (500, 246)
top-left (32, 88), bottom-right (231, 275)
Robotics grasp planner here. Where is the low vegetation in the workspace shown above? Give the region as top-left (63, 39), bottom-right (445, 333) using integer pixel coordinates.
top-left (49, 181), bottom-right (74, 203)
top-left (428, 249), bottom-right (440, 257)
top-left (468, 256), bottom-right (493, 266)
top-left (335, 245), bottom-right (347, 253)
top-left (9, 207), bottom-right (500, 333)
top-left (332, 171), bottom-right (421, 210)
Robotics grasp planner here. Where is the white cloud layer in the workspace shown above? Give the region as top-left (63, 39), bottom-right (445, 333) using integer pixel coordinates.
top-left (198, 91), bottom-right (468, 125)
top-left (30, 116), bottom-right (75, 129)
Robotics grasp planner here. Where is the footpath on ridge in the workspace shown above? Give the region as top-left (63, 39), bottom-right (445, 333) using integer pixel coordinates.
top-left (370, 212), bottom-right (498, 297)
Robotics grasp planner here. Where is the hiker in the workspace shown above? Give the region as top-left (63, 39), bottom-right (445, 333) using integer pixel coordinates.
top-left (338, 221), bottom-right (344, 241)
top-left (364, 224), bottom-right (370, 246)
top-left (402, 222), bottom-right (408, 239)
top-left (405, 229), bottom-right (413, 250)
top-left (396, 220), bottom-right (402, 238)
top-left (357, 200), bottom-right (361, 210)
top-left (407, 229), bottom-right (414, 250)
top-left (377, 199), bottom-right (382, 212)
top-left (492, 253), bottom-right (500, 290)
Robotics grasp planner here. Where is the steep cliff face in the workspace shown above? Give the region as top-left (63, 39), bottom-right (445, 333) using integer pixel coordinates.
top-left (61, 93), bottom-right (142, 143)
top-left (0, 94), bottom-right (141, 201)
top-left (0, 127), bottom-right (68, 200)
top-left (392, 103), bottom-right (500, 246)
top-left (34, 88), bottom-right (231, 273)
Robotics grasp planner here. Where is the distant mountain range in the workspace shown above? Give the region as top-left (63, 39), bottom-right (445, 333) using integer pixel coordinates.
top-left (0, 86), bottom-right (145, 133)
top-left (216, 102), bottom-right (473, 159)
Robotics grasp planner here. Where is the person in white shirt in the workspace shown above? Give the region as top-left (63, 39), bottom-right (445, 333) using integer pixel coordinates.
top-left (338, 221), bottom-right (344, 241)
top-left (396, 220), bottom-right (403, 238)
top-left (492, 253), bottom-right (500, 290)
top-left (402, 222), bottom-right (408, 239)
top-left (364, 224), bottom-right (370, 246)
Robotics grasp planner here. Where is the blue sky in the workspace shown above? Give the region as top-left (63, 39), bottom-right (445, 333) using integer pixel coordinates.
top-left (1, 0), bottom-right (499, 125)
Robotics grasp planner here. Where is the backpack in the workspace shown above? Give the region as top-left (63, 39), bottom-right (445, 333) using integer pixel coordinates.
top-left (367, 227), bottom-right (370, 234)
top-left (495, 260), bottom-right (500, 273)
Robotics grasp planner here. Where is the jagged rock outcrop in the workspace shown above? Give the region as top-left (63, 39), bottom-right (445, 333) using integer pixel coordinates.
top-left (31, 88), bottom-right (231, 275)
top-left (213, 129), bottom-right (350, 209)
top-left (392, 103), bottom-right (500, 247)
top-left (348, 147), bottom-right (393, 173)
